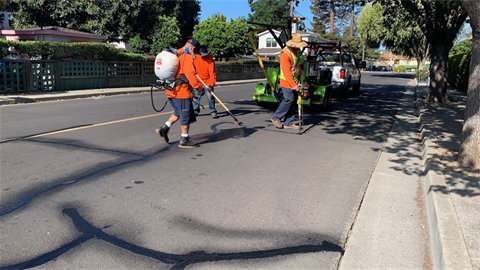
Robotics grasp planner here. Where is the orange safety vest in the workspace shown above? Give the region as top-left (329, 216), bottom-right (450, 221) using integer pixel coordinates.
top-left (279, 47), bottom-right (301, 88)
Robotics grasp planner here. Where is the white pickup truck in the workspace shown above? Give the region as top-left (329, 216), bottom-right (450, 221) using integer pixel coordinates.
top-left (315, 49), bottom-right (365, 98)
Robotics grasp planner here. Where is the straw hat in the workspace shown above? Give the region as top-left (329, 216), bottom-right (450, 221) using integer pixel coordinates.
top-left (286, 33), bottom-right (307, 48)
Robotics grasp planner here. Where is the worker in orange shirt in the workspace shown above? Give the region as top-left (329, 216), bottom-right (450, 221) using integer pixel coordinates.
top-left (271, 33), bottom-right (307, 130)
top-left (155, 38), bottom-right (203, 148)
top-left (193, 45), bottom-right (218, 118)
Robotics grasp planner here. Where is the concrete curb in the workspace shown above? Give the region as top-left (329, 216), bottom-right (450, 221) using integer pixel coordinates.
top-left (415, 84), bottom-right (472, 270)
top-left (0, 88), bottom-right (151, 105)
top-left (0, 79), bottom-right (264, 106)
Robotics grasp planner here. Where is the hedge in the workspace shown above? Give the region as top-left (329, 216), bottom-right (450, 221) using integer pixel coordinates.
top-left (0, 40), bottom-right (146, 62)
top-left (447, 52), bottom-right (470, 91)
top-left (393, 65), bottom-right (417, 72)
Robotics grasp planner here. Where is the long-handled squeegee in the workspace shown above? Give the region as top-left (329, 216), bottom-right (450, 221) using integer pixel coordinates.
top-left (195, 74), bottom-right (243, 126)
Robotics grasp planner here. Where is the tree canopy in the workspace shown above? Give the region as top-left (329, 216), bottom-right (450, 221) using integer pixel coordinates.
top-left (247, 0), bottom-right (290, 26)
top-left (357, 2), bottom-right (429, 69)
top-left (193, 15), bottom-right (254, 61)
top-left (8, 0), bottom-right (200, 43)
top-left (375, 0), bottom-right (467, 103)
top-left (149, 16), bottom-right (182, 55)
top-left (309, 0), bottom-right (346, 34)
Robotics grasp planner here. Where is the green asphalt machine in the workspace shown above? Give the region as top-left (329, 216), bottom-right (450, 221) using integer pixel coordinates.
top-left (248, 19), bottom-right (334, 122)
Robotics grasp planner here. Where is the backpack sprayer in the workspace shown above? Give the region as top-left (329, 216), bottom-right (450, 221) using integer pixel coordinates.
top-left (150, 48), bottom-right (204, 112)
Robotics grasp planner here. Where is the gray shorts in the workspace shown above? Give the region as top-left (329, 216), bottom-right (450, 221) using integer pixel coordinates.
top-left (168, 98), bottom-right (196, 126)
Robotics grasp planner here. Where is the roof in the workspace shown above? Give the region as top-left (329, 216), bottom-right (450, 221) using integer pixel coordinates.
top-left (20, 26), bottom-right (93, 34)
top-left (2, 26), bottom-right (106, 39)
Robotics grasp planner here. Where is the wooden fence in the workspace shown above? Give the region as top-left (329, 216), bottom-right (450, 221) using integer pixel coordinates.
top-left (0, 59), bottom-right (277, 94)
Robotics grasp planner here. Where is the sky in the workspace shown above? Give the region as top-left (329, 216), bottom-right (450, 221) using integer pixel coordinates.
top-left (198, 0), bottom-right (314, 30)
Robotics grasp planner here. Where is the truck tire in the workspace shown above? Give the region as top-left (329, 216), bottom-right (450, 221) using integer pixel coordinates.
top-left (353, 79), bottom-right (361, 95)
top-left (341, 80), bottom-right (350, 98)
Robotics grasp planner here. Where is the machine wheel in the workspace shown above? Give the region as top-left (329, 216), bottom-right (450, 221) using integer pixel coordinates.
top-left (321, 90), bottom-right (332, 111)
top-left (255, 99), bottom-right (265, 107)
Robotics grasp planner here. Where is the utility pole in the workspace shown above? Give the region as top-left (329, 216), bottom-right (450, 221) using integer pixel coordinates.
top-left (290, 0), bottom-right (296, 34)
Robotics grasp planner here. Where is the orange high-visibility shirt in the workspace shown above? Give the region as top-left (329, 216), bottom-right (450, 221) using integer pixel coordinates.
top-left (166, 48), bottom-right (202, 99)
top-left (194, 53), bottom-right (216, 86)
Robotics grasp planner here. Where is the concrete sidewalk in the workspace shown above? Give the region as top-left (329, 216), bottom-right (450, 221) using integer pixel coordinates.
top-left (340, 81), bottom-right (478, 270)
top-left (0, 78), bottom-right (263, 106)
top-left (339, 80), bottom-right (431, 269)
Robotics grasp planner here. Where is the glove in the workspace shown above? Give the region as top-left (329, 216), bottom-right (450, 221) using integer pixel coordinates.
top-left (207, 85), bottom-right (214, 92)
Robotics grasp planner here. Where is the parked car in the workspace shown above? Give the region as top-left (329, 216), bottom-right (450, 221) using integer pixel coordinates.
top-left (374, 66), bottom-right (392, 71)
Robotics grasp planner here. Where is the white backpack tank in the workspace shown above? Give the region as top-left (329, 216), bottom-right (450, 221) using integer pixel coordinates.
top-left (154, 51), bottom-right (179, 82)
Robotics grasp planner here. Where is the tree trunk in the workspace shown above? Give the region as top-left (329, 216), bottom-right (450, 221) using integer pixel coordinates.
top-left (459, 0), bottom-right (480, 169)
top-left (330, 0), bottom-right (335, 34)
top-left (426, 42), bottom-right (450, 103)
top-left (417, 58), bottom-right (426, 70)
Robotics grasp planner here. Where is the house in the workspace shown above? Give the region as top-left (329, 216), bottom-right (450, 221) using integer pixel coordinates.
top-left (0, 26), bottom-right (106, 43)
top-left (374, 51), bottom-right (423, 67)
top-left (257, 30), bottom-right (329, 60)
top-left (1, 11), bottom-right (133, 51)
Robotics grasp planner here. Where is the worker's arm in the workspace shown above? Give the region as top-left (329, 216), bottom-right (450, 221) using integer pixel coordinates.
top-left (183, 54), bottom-right (203, 91)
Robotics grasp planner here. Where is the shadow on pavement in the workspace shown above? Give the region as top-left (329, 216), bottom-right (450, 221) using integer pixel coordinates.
top-left (1, 208), bottom-right (343, 270)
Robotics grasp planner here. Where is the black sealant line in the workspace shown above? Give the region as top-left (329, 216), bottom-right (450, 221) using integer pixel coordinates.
top-left (1, 208), bottom-right (344, 269)
top-left (22, 138), bottom-right (149, 158)
top-left (0, 136), bottom-right (159, 217)
top-left (0, 124), bottom-right (242, 217)
top-left (0, 157), bottom-right (147, 216)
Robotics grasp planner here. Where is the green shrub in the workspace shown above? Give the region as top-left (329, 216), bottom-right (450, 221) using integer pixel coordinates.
top-left (115, 52), bottom-right (146, 62)
top-left (0, 39), bottom-right (14, 59)
top-left (448, 52), bottom-right (470, 91)
top-left (450, 39), bottom-right (472, 55)
top-left (0, 40), bottom-right (145, 61)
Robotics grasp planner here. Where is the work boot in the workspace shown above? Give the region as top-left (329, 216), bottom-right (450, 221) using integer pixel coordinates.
top-left (271, 119), bottom-right (283, 129)
top-left (211, 112), bottom-right (219, 119)
top-left (284, 124), bottom-right (300, 130)
top-left (155, 125), bottom-right (170, 143)
top-left (178, 137), bottom-right (199, 148)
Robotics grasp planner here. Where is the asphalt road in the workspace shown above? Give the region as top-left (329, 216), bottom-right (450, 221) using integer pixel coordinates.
top-left (0, 72), bottom-right (414, 269)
